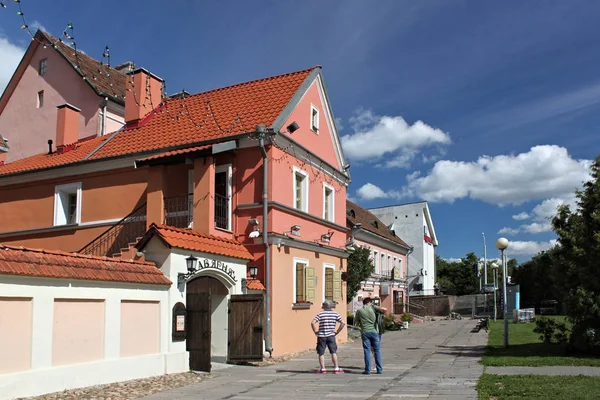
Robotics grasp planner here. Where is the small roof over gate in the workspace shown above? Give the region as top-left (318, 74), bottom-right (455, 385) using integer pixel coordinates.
top-left (136, 224), bottom-right (253, 261)
top-left (0, 244), bottom-right (171, 285)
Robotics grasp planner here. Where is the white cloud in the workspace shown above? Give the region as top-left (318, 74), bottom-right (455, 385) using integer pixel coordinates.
top-left (498, 227), bottom-right (520, 235)
top-left (512, 212), bottom-right (530, 221)
top-left (443, 257), bottom-right (463, 263)
top-left (0, 36), bottom-right (25, 94)
top-left (356, 183), bottom-right (401, 201)
top-left (30, 21), bottom-right (47, 33)
top-left (506, 240), bottom-right (557, 256)
top-left (404, 145), bottom-right (591, 206)
top-left (341, 109), bottom-right (451, 168)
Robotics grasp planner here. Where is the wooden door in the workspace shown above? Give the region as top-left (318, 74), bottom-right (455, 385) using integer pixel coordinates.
top-left (228, 294), bottom-right (264, 362)
top-left (186, 292), bottom-right (211, 372)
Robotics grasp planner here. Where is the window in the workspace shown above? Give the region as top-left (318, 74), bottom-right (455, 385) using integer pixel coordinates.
top-left (38, 58), bottom-right (47, 75)
top-left (37, 90), bottom-right (44, 108)
top-left (214, 164), bottom-right (232, 230)
top-left (323, 263), bottom-right (343, 303)
top-left (54, 183), bottom-right (82, 226)
top-left (381, 253), bottom-right (386, 276)
top-left (323, 184), bottom-right (334, 222)
top-left (310, 105), bottom-right (319, 133)
top-left (388, 255), bottom-right (392, 277)
top-left (293, 167), bottom-right (308, 212)
top-left (373, 250), bottom-right (379, 274)
top-left (293, 259), bottom-right (315, 304)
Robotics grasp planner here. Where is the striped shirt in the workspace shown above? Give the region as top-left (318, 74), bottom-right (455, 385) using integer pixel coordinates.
top-left (313, 310), bottom-right (343, 337)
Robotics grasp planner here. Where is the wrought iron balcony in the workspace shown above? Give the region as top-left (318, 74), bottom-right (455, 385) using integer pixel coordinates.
top-left (164, 194), bottom-right (193, 229)
top-left (214, 193), bottom-right (229, 230)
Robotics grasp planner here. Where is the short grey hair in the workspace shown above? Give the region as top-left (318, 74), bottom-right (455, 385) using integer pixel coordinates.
top-left (322, 300), bottom-right (334, 310)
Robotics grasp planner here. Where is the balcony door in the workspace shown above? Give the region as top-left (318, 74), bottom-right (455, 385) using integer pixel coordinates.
top-left (215, 164), bottom-right (232, 231)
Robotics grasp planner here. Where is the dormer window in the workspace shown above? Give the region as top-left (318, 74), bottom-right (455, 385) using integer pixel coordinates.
top-left (39, 58), bottom-right (47, 76)
top-left (310, 105), bottom-right (319, 133)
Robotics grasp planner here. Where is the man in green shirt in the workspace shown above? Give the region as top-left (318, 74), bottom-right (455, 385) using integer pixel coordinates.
top-left (354, 298), bottom-right (386, 374)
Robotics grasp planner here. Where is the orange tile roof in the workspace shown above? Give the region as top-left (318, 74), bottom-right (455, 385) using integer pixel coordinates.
top-left (136, 144), bottom-right (212, 163)
top-left (138, 224), bottom-right (253, 260)
top-left (0, 135), bottom-right (106, 176)
top-left (0, 244), bottom-right (171, 285)
top-left (347, 200), bottom-right (410, 248)
top-left (0, 67), bottom-right (316, 177)
top-left (89, 67), bottom-right (316, 160)
top-left (246, 276), bottom-right (266, 291)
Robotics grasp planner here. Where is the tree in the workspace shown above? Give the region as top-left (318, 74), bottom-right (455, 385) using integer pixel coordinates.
top-left (552, 155), bottom-right (600, 352)
top-left (436, 253), bottom-right (480, 296)
top-left (511, 248), bottom-right (562, 309)
top-left (346, 245), bottom-right (375, 301)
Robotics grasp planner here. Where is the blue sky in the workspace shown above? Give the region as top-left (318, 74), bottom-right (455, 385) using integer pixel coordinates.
top-left (1, 1), bottom-right (598, 262)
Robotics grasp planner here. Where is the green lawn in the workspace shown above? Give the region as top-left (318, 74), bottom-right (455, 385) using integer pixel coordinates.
top-left (478, 374), bottom-right (600, 400)
top-left (482, 316), bottom-right (600, 366)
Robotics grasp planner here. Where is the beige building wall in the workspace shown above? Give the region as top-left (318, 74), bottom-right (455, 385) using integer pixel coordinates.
top-left (52, 299), bottom-right (105, 366)
top-left (0, 297), bottom-right (32, 374)
top-left (120, 300), bottom-right (160, 357)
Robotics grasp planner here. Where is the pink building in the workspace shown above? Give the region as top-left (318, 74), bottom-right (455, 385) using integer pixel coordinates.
top-left (0, 36), bottom-right (352, 396)
top-left (346, 201), bottom-right (411, 315)
top-left (0, 30), bottom-right (126, 164)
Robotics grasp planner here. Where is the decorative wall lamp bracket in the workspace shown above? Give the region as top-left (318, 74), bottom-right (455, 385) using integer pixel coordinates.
top-left (177, 254), bottom-right (198, 286)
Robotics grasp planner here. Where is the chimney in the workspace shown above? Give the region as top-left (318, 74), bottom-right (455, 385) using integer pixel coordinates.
top-left (55, 104), bottom-right (80, 153)
top-left (125, 68), bottom-right (164, 125)
top-left (114, 61), bottom-right (134, 74)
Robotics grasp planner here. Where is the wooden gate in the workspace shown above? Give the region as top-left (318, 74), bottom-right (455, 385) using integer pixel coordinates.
top-left (186, 276), bottom-right (229, 372)
top-left (228, 294), bottom-right (264, 362)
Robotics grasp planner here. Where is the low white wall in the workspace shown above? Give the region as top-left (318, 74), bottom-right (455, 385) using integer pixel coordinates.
top-left (0, 275), bottom-right (182, 400)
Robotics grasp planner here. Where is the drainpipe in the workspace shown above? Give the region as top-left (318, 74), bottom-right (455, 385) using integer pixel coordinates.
top-left (257, 124), bottom-right (273, 356)
top-left (406, 246), bottom-right (414, 313)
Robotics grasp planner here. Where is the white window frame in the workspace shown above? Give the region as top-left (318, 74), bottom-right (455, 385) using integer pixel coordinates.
top-left (292, 166), bottom-right (309, 213)
top-left (293, 257), bottom-right (310, 304)
top-left (373, 250), bottom-right (379, 274)
top-left (54, 182), bottom-right (82, 226)
top-left (322, 183), bottom-right (334, 222)
top-left (39, 58), bottom-right (47, 76)
top-left (310, 104), bottom-right (320, 133)
top-left (215, 164), bottom-right (233, 231)
top-left (323, 263), bottom-right (335, 302)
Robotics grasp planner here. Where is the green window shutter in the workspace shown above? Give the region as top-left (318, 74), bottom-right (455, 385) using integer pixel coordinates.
top-left (305, 267), bottom-right (316, 302)
top-left (333, 270), bottom-right (343, 302)
top-left (393, 266), bottom-right (401, 280)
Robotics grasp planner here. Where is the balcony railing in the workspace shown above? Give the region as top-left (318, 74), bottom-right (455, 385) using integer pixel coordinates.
top-left (164, 194), bottom-right (193, 229)
top-left (214, 193), bottom-right (229, 230)
top-left (79, 203), bottom-right (147, 257)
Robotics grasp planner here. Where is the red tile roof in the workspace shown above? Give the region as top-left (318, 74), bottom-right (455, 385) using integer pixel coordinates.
top-left (346, 200), bottom-right (410, 248)
top-left (0, 67), bottom-right (316, 177)
top-left (0, 136), bottom-right (105, 176)
top-left (0, 244), bottom-right (171, 285)
top-left (246, 274), bottom-right (266, 291)
top-left (138, 224), bottom-right (253, 260)
top-left (89, 67), bottom-right (315, 160)
top-left (136, 145), bottom-right (212, 163)
top-left (40, 31), bottom-right (127, 104)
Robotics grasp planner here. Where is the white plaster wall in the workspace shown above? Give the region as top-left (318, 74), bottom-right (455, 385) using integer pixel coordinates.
top-left (0, 275), bottom-right (171, 400)
top-left (211, 294), bottom-right (228, 358)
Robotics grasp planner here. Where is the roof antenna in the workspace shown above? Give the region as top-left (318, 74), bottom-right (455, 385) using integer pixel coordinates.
top-left (47, 139), bottom-right (53, 154)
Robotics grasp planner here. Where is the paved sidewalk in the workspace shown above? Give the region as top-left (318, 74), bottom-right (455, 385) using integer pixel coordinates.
top-left (143, 319), bottom-right (487, 400)
top-left (486, 366), bottom-right (600, 376)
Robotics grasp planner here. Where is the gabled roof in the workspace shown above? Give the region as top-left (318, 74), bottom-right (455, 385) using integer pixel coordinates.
top-left (137, 224), bottom-right (253, 261)
top-left (346, 200), bottom-right (410, 249)
top-left (39, 31), bottom-right (127, 104)
top-left (0, 66), bottom-right (317, 177)
top-left (0, 244), bottom-right (171, 285)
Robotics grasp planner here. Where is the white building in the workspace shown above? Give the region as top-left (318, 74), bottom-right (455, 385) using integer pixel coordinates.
top-left (369, 202), bottom-right (438, 296)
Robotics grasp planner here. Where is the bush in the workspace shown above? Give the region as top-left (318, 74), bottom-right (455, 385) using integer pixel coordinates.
top-left (401, 313), bottom-right (413, 323)
top-left (384, 313), bottom-right (395, 329)
top-left (533, 317), bottom-right (570, 344)
top-left (347, 311), bottom-right (354, 326)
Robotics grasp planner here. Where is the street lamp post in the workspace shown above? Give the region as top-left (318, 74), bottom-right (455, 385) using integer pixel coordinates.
top-left (482, 233), bottom-right (487, 285)
top-left (496, 237), bottom-right (510, 348)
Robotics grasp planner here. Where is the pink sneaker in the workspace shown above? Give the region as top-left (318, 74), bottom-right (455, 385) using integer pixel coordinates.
top-left (334, 368), bottom-right (345, 374)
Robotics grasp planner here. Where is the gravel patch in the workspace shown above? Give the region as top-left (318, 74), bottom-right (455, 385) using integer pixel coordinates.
top-left (18, 371), bottom-right (213, 400)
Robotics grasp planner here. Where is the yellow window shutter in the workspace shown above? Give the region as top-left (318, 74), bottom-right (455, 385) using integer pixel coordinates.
top-left (305, 267), bottom-right (316, 302)
top-left (333, 270), bottom-right (343, 301)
